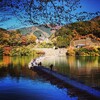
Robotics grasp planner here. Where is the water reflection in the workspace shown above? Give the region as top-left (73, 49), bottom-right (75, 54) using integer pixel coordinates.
top-left (0, 77), bottom-right (78, 100)
top-left (0, 56), bottom-right (37, 81)
top-left (42, 56), bottom-right (100, 89)
top-left (0, 56), bottom-right (78, 100)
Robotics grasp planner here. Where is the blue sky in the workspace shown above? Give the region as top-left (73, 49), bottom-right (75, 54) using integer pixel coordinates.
top-left (80, 0), bottom-right (100, 12)
top-left (0, 0), bottom-right (100, 30)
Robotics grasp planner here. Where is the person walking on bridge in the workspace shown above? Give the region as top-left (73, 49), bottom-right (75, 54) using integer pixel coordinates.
top-left (49, 64), bottom-right (53, 71)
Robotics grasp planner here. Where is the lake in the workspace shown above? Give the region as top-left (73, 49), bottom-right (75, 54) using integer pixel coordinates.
top-left (42, 56), bottom-right (100, 90)
top-left (0, 56), bottom-right (100, 100)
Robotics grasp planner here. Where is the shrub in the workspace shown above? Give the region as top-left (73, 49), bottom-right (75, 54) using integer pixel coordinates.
top-left (66, 49), bottom-right (75, 56)
top-left (75, 47), bottom-right (100, 56)
top-left (97, 47), bottom-right (100, 55)
top-left (38, 42), bottom-right (54, 48)
top-left (10, 46), bottom-right (34, 56)
top-left (0, 47), bottom-right (3, 56)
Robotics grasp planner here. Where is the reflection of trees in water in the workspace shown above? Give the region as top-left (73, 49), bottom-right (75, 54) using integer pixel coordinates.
top-left (67, 56), bottom-right (100, 88)
top-left (0, 66), bottom-right (8, 78)
top-left (42, 56), bottom-right (100, 79)
top-left (98, 57), bottom-right (100, 67)
top-left (0, 56), bottom-right (11, 67)
top-left (0, 56), bottom-right (34, 67)
top-left (90, 69), bottom-right (100, 89)
top-left (42, 56), bottom-right (100, 88)
top-left (0, 64), bottom-right (37, 81)
top-left (67, 56), bottom-right (100, 69)
top-left (0, 56), bottom-right (38, 82)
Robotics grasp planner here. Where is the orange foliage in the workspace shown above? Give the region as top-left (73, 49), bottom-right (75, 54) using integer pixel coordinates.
top-left (3, 56), bottom-right (11, 66)
top-left (3, 46), bottom-right (12, 55)
top-left (21, 35), bottom-right (27, 45)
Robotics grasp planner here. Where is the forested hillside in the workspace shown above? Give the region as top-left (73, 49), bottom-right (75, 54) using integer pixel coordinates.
top-left (50, 16), bottom-right (100, 47)
top-left (0, 28), bottom-right (36, 46)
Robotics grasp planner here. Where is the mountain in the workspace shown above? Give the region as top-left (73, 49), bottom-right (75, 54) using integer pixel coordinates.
top-left (91, 16), bottom-right (100, 21)
top-left (15, 25), bottom-right (50, 38)
top-left (50, 16), bottom-right (100, 47)
top-left (65, 16), bottom-right (100, 37)
top-left (0, 28), bottom-right (10, 34)
top-left (15, 24), bottom-right (61, 38)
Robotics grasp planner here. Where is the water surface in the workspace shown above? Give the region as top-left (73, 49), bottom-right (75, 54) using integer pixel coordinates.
top-left (42, 56), bottom-right (100, 89)
top-left (0, 56), bottom-right (78, 100)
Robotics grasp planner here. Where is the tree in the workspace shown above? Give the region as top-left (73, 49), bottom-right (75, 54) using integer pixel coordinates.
top-left (21, 35), bottom-right (27, 45)
top-left (0, 0), bottom-right (100, 28)
top-left (58, 27), bottom-right (67, 36)
top-left (56, 36), bottom-right (70, 47)
top-left (27, 34), bottom-right (37, 44)
top-left (9, 31), bottom-right (22, 46)
top-left (0, 28), bottom-right (11, 45)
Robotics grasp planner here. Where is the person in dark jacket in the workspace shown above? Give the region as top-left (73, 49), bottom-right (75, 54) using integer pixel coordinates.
top-left (49, 64), bottom-right (53, 70)
top-left (38, 62), bottom-right (42, 66)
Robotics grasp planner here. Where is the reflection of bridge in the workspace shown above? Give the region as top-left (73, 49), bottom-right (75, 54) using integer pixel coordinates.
top-left (33, 66), bottom-right (100, 99)
top-left (32, 27), bottom-right (49, 38)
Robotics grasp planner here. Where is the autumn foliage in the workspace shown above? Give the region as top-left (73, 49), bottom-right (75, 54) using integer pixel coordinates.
top-left (0, 28), bottom-right (37, 56)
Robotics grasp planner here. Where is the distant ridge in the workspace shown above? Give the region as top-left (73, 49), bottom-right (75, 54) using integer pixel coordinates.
top-left (91, 16), bottom-right (100, 21)
top-left (0, 28), bottom-right (10, 34)
top-left (18, 26), bottom-right (50, 38)
top-left (14, 24), bottom-right (61, 38)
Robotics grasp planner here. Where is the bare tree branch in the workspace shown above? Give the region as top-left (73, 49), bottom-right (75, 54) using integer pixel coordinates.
top-left (0, 0), bottom-right (100, 27)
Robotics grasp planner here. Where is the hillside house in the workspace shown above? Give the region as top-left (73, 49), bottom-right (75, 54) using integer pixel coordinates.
top-left (36, 37), bottom-right (44, 43)
top-left (70, 38), bottom-right (100, 48)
